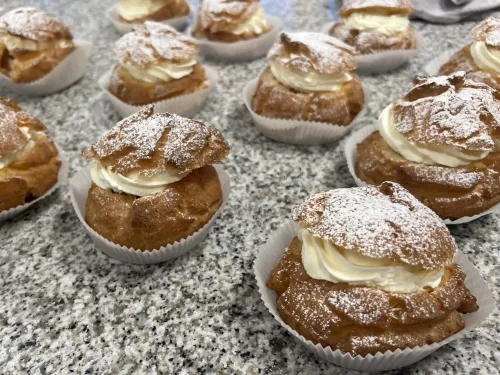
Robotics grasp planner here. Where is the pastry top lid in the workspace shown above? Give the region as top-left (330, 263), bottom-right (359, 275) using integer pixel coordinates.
top-left (472, 17), bottom-right (500, 48)
top-left (115, 22), bottom-right (198, 68)
top-left (392, 72), bottom-right (500, 153)
top-left (196, 0), bottom-right (259, 33)
top-left (0, 98), bottom-right (46, 158)
top-left (293, 182), bottom-right (456, 271)
top-left (340, 0), bottom-right (413, 17)
top-left (0, 7), bottom-right (73, 42)
top-left (268, 32), bottom-right (357, 75)
top-left (83, 106), bottom-right (230, 176)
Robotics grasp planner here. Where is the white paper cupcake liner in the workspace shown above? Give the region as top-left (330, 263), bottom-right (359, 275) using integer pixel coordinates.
top-left (187, 15), bottom-right (282, 62)
top-left (423, 49), bottom-right (457, 76)
top-left (69, 165), bottom-right (231, 264)
top-left (98, 66), bottom-right (217, 118)
top-left (106, 4), bottom-right (193, 34)
top-left (0, 143), bottom-right (69, 222)
top-left (243, 78), bottom-right (369, 145)
top-left (344, 125), bottom-right (500, 225)
top-left (255, 220), bottom-right (495, 371)
top-left (0, 40), bottom-right (92, 96)
top-left (322, 22), bottom-right (423, 75)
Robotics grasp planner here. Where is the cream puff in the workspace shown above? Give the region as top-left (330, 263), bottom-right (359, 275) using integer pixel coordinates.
top-left (193, 0), bottom-right (271, 42)
top-left (267, 182), bottom-right (478, 356)
top-left (117, 0), bottom-right (190, 24)
top-left (329, 0), bottom-right (417, 55)
top-left (440, 17), bottom-right (500, 90)
top-left (252, 32), bottom-right (365, 125)
top-left (356, 72), bottom-right (500, 220)
top-left (0, 7), bottom-right (75, 83)
top-left (107, 21), bottom-right (208, 106)
top-left (0, 97), bottom-right (61, 212)
top-left (83, 105), bottom-right (230, 250)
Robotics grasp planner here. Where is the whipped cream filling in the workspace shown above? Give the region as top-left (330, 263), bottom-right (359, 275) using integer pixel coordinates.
top-left (299, 227), bottom-right (444, 294)
top-left (0, 33), bottom-right (73, 51)
top-left (379, 104), bottom-right (491, 167)
top-left (90, 161), bottom-right (188, 196)
top-left (0, 127), bottom-right (38, 169)
top-left (230, 8), bottom-right (269, 35)
top-left (270, 60), bottom-right (352, 92)
top-left (470, 41), bottom-right (500, 77)
top-left (118, 0), bottom-right (170, 21)
top-left (124, 59), bottom-right (196, 83)
top-left (344, 12), bottom-right (410, 36)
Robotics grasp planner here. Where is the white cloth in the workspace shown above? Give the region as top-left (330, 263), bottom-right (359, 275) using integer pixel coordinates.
top-left (411, 0), bottom-right (500, 23)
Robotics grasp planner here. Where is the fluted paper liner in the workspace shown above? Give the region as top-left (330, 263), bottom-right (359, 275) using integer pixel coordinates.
top-left (322, 22), bottom-right (423, 75)
top-left (344, 125), bottom-right (500, 225)
top-left (243, 78), bottom-right (369, 145)
top-left (255, 220), bottom-right (495, 371)
top-left (69, 165), bottom-right (231, 264)
top-left (106, 4), bottom-right (193, 34)
top-left (99, 66), bottom-right (217, 118)
top-left (0, 143), bottom-right (69, 222)
top-left (0, 40), bottom-right (92, 96)
top-left (423, 49), bottom-right (458, 76)
top-left (188, 15), bottom-right (282, 62)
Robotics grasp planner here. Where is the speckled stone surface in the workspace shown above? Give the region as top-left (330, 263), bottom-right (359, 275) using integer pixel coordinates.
top-left (0, 0), bottom-right (499, 374)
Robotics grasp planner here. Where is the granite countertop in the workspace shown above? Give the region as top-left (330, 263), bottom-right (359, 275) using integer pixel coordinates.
top-left (0, 0), bottom-right (499, 374)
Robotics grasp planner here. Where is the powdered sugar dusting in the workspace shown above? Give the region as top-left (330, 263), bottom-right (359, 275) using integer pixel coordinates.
top-left (0, 7), bottom-right (72, 42)
top-left (197, 0), bottom-right (257, 31)
top-left (393, 72), bottom-right (500, 152)
top-left (0, 102), bottom-right (26, 157)
top-left (85, 106), bottom-right (229, 175)
top-left (115, 21), bottom-right (198, 67)
top-left (268, 32), bottom-right (357, 74)
top-left (473, 16), bottom-right (500, 48)
top-left (292, 182), bottom-right (456, 270)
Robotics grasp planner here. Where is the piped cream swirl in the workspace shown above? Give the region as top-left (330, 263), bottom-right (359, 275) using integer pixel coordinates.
top-left (379, 104), bottom-right (491, 167)
top-left (0, 127), bottom-right (38, 169)
top-left (299, 227), bottom-right (444, 293)
top-left (124, 59), bottom-right (196, 83)
top-left (344, 12), bottom-right (410, 36)
top-left (270, 60), bottom-right (352, 92)
top-left (230, 8), bottom-right (269, 35)
top-left (90, 161), bottom-right (188, 196)
top-left (470, 41), bottom-right (500, 77)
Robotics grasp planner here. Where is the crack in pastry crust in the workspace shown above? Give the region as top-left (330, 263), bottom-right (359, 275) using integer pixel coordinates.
top-left (267, 237), bottom-right (478, 357)
top-left (356, 132), bottom-right (500, 219)
top-left (85, 165), bottom-right (222, 250)
top-left (84, 106), bottom-right (230, 176)
top-left (0, 98), bottom-right (60, 212)
top-left (193, 0), bottom-right (271, 42)
top-left (118, 0), bottom-right (190, 24)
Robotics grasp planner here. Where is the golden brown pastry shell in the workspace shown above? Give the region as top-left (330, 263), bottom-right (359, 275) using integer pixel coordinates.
top-left (355, 131), bottom-right (500, 220)
top-left (0, 133), bottom-right (61, 212)
top-left (118, 0), bottom-right (190, 23)
top-left (85, 165), bottom-right (223, 251)
top-left (439, 44), bottom-right (500, 90)
top-left (267, 237), bottom-right (478, 357)
top-left (107, 62), bottom-right (208, 105)
top-left (329, 22), bottom-right (417, 54)
top-left (193, 24), bottom-right (272, 43)
top-left (251, 67), bottom-right (364, 126)
top-left (0, 46), bottom-right (75, 83)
